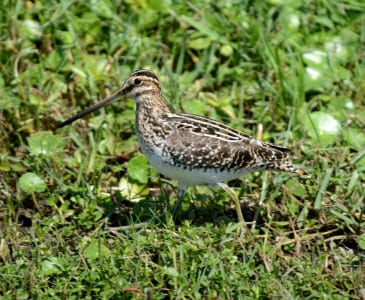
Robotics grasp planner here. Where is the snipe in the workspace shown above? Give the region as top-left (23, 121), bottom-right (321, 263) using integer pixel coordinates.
top-left (58, 70), bottom-right (309, 231)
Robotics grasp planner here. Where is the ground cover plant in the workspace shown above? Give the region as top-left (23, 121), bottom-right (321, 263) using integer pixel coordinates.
top-left (0, 0), bottom-right (364, 298)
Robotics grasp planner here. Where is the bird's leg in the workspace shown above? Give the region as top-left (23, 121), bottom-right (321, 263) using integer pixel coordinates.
top-left (217, 182), bottom-right (250, 236)
top-left (171, 184), bottom-right (187, 214)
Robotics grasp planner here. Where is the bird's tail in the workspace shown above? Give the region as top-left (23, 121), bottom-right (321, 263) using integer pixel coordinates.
top-left (276, 159), bottom-right (311, 178)
top-left (256, 143), bottom-right (310, 178)
top-left (293, 167), bottom-right (311, 178)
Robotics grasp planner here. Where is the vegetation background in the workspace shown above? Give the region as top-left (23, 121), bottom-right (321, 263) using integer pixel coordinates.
top-left (1, 0), bottom-right (364, 299)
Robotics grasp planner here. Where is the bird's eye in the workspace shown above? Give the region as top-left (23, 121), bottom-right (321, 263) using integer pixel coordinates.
top-left (134, 78), bottom-right (142, 85)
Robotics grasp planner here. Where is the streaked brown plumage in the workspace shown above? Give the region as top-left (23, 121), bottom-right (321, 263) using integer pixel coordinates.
top-left (59, 69), bottom-right (309, 228)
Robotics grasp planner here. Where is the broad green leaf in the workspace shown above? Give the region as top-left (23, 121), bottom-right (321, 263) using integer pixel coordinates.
top-left (83, 54), bottom-right (109, 80)
top-left (28, 131), bottom-right (65, 157)
top-left (220, 44), bottom-right (233, 57)
top-left (302, 48), bottom-right (352, 92)
top-left (165, 267), bottom-right (179, 277)
top-left (84, 240), bottom-right (111, 259)
top-left (18, 173), bottom-right (47, 193)
top-left (188, 37), bottom-right (212, 50)
top-left (303, 50), bottom-right (328, 66)
top-left (0, 162), bottom-right (10, 171)
top-left (328, 96), bottom-right (355, 121)
top-left (302, 50), bottom-right (332, 91)
top-left (325, 36), bottom-right (354, 63)
top-left (70, 66), bottom-right (88, 78)
top-left (20, 20), bottom-right (42, 40)
top-left (119, 177), bottom-right (149, 202)
top-left (127, 155), bottom-right (149, 184)
top-left (304, 112), bottom-right (340, 147)
top-left (286, 178), bottom-right (306, 197)
top-left (44, 48), bottom-right (66, 71)
top-left (343, 128), bottom-right (365, 151)
top-left (41, 257), bottom-right (68, 276)
top-left (55, 30), bottom-right (75, 45)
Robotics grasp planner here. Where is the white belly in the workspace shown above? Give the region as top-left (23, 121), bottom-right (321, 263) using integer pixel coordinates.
top-left (146, 150), bottom-right (249, 187)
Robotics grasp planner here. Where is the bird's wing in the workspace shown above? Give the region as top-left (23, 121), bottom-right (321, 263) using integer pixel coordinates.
top-left (161, 113), bottom-right (291, 170)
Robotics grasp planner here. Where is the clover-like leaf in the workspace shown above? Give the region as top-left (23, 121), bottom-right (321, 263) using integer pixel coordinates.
top-left (84, 240), bottom-right (111, 259)
top-left (304, 112), bottom-right (341, 147)
top-left (127, 155), bottom-right (149, 184)
top-left (18, 172), bottom-right (47, 193)
top-left (28, 131), bottom-right (65, 157)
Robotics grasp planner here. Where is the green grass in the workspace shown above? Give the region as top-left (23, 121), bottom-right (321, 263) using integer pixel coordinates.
top-left (1, 0), bottom-right (365, 298)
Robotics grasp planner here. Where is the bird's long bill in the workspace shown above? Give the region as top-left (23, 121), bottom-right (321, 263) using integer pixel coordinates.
top-left (57, 88), bottom-right (127, 128)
